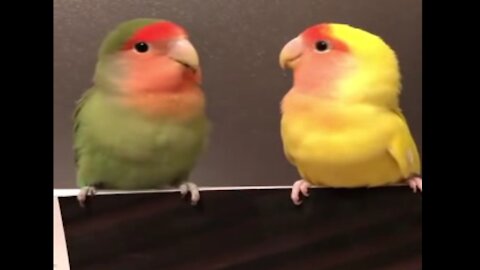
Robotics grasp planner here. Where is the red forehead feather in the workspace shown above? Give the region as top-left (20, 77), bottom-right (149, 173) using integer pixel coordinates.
top-left (123, 21), bottom-right (187, 50)
top-left (302, 24), bottom-right (349, 52)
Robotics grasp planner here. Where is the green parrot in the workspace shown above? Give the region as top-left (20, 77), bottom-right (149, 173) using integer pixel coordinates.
top-left (73, 19), bottom-right (209, 207)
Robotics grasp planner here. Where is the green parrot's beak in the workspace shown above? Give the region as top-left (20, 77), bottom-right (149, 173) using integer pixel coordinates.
top-left (279, 36), bottom-right (303, 69)
top-left (168, 39), bottom-right (200, 72)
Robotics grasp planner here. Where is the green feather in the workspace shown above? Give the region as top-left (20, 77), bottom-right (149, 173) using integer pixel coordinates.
top-left (73, 89), bottom-right (209, 189)
top-left (97, 18), bottom-right (160, 58)
top-left (73, 19), bottom-right (209, 190)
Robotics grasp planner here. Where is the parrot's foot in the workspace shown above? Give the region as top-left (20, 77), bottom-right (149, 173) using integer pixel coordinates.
top-left (407, 176), bottom-right (422, 193)
top-left (179, 182), bottom-right (200, 205)
top-left (77, 186), bottom-right (97, 208)
top-left (291, 179), bottom-right (311, 205)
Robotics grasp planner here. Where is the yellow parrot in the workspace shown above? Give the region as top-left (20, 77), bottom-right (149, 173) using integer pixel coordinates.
top-left (279, 23), bottom-right (422, 205)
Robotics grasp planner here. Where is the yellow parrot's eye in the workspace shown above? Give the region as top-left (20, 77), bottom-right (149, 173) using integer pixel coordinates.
top-left (315, 40), bottom-right (330, 53)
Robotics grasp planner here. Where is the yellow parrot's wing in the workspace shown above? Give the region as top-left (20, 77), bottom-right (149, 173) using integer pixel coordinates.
top-left (283, 147), bottom-right (296, 165)
top-left (387, 109), bottom-right (421, 178)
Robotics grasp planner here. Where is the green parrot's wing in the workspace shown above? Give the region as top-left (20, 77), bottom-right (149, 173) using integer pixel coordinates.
top-left (72, 88), bottom-right (95, 167)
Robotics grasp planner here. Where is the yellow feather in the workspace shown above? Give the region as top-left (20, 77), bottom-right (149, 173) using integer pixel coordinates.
top-left (281, 24), bottom-right (421, 188)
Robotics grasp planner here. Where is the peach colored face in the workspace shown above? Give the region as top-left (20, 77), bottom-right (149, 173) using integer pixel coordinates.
top-left (279, 24), bottom-right (356, 93)
top-left (112, 21), bottom-right (201, 94)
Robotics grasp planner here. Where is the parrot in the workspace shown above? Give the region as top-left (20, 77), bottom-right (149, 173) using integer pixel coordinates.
top-left (278, 23), bottom-right (422, 205)
top-left (73, 18), bottom-right (209, 207)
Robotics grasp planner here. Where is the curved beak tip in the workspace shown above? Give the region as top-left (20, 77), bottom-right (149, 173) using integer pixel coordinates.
top-left (169, 39), bottom-right (200, 71)
top-left (279, 36), bottom-right (303, 70)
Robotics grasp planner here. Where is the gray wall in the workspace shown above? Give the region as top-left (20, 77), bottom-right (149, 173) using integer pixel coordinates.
top-left (54, 0), bottom-right (422, 188)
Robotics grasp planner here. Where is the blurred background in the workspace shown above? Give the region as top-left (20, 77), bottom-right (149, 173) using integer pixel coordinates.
top-left (54, 0), bottom-right (422, 188)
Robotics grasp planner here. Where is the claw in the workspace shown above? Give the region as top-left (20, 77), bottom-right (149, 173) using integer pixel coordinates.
top-left (77, 186), bottom-right (97, 208)
top-left (179, 182), bottom-right (200, 205)
top-left (291, 179), bottom-right (311, 205)
top-left (407, 177), bottom-right (422, 193)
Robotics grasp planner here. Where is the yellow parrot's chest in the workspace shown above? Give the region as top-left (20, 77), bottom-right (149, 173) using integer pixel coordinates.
top-left (281, 102), bottom-right (403, 187)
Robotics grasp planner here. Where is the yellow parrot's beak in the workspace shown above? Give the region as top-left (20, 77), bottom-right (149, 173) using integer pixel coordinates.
top-left (168, 38), bottom-right (200, 72)
top-left (279, 36), bottom-right (303, 69)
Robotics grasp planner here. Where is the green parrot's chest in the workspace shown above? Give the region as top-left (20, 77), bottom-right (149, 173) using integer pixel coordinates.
top-left (90, 114), bottom-right (203, 161)
top-left (75, 92), bottom-right (208, 189)
top-left (82, 93), bottom-right (204, 156)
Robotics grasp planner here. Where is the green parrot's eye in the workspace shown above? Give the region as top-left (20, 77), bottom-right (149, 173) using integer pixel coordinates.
top-left (134, 42), bottom-right (149, 53)
top-left (315, 40), bottom-right (330, 52)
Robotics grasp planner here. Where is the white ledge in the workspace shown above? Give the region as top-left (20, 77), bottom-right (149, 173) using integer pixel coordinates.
top-left (53, 184), bottom-right (407, 197)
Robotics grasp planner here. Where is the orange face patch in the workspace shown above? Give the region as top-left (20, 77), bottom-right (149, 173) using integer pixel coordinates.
top-left (118, 86), bottom-right (205, 120)
top-left (121, 53), bottom-right (187, 94)
top-left (302, 24), bottom-right (350, 53)
top-left (122, 21), bottom-right (187, 51)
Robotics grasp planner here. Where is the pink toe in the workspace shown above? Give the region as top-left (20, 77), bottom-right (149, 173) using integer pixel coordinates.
top-left (300, 185), bottom-right (309, 197)
top-left (408, 177), bottom-right (422, 193)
